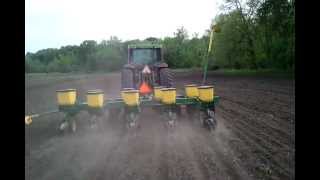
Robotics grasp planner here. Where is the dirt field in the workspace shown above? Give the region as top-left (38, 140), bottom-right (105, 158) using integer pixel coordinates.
top-left (25, 71), bottom-right (295, 180)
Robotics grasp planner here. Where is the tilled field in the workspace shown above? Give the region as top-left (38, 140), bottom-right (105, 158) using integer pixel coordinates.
top-left (25, 71), bottom-right (295, 180)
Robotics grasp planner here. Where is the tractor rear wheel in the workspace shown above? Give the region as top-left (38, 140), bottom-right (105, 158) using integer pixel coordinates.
top-left (121, 68), bottom-right (134, 89)
top-left (159, 68), bottom-right (173, 87)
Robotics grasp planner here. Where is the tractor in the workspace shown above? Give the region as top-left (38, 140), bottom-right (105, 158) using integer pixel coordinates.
top-left (121, 43), bottom-right (173, 96)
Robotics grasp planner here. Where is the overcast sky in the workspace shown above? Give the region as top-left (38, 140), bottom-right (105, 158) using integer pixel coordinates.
top-left (25, 0), bottom-right (223, 53)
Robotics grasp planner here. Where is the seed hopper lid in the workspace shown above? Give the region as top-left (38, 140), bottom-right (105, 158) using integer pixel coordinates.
top-left (122, 88), bottom-right (135, 91)
top-left (198, 85), bottom-right (214, 89)
top-left (121, 89), bottom-right (139, 93)
top-left (87, 89), bottom-right (104, 94)
top-left (56, 89), bottom-right (76, 92)
top-left (184, 84), bottom-right (198, 87)
top-left (161, 87), bottom-right (176, 91)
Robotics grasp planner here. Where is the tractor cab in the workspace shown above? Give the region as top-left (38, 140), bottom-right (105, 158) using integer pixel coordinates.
top-left (128, 44), bottom-right (162, 65)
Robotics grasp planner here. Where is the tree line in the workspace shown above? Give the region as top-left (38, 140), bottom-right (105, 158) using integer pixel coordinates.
top-left (25, 0), bottom-right (294, 73)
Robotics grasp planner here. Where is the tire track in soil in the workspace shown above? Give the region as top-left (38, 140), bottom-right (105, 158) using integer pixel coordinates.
top-left (218, 108), bottom-right (291, 179)
top-left (219, 95), bottom-right (293, 147)
top-left (86, 109), bottom-right (168, 180)
top-left (114, 111), bottom-right (167, 180)
top-left (29, 130), bottom-right (122, 180)
top-left (148, 119), bottom-right (169, 180)
top-left (84, 129), bottom-right (131, 180)
top-left (219, 102), bottom-right (292, 164)
top-left (183, 117), bottom-right (253, 180)
top-left (220, 101), bottom-right (290, 150)
top-left (176, 121), bottom-right (221, 180)
top-left (221, 93), bottom-right (294, 122)
top-left (165, 125), bottom-right (207, 180)
top-left (211, 113), bottom-right (278, 179)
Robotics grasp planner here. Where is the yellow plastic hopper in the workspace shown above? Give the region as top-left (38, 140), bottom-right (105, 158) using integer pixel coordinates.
top-left (87, 90), bottom-right (104, 108)
top-left (198, 86), bottom-right (214, 102)
top-left (153, 86), bottom-right (163, 101)
top-left (121, 89), bottom-right (140, 106)
top-left (184, 84), bottom-right (199, 98)
top-left (56, 89), bottom-right (76, 106)
top-left (161, 88), bottom-right (176, 105)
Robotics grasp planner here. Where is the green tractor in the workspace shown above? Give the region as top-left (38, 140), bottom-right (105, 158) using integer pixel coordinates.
top-left (121, 43), bottom-right (173, 95)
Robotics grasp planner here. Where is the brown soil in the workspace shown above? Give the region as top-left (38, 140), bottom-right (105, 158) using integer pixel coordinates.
top-left (25, 71), bottom-right (295, 180)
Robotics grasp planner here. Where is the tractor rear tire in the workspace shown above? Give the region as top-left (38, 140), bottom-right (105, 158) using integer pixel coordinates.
top-left (121, 68), bottom-right (134, 89)
top-left (159, 68), bottom-right (173, 87)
